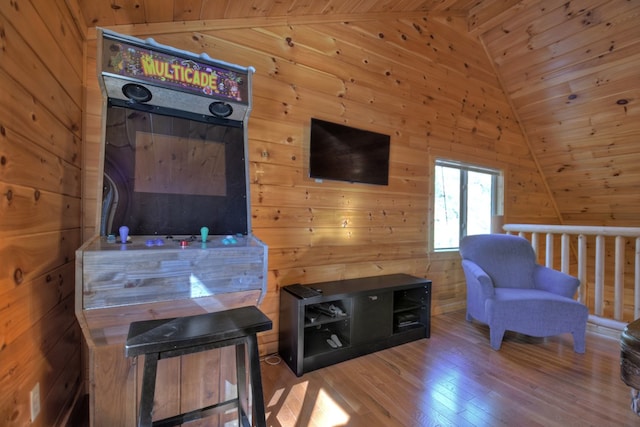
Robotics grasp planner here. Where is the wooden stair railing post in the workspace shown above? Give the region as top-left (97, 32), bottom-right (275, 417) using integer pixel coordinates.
top-left (531, 232), bottom-right (539, 258)
top-left (561, 233), bottom-right (570, 274)
top-left (545, 233), bottom-right (554, 269)
top-left (615, 236), bottom-right (626, 320)
top-left (595, 234), bottom-right (605, 317)
top-left (635, 237), bottom-right (640, 319)
top-left (577, 234), bottom-right (587, 305)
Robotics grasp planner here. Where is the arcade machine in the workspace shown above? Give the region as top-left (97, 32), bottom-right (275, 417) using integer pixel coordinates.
top-left (75, 29), bottom-right (267, 426)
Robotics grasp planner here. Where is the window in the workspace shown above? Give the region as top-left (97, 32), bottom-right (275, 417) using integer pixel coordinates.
top-left (433, 159), bottom-right (502, 250)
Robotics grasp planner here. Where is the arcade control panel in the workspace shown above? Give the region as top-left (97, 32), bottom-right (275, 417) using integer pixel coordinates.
top-left (104, 226), bottom-right (246, 249)
top-left (77, 227), bottom-right (268, 309)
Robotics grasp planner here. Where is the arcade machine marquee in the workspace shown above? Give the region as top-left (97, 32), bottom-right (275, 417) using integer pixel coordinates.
top-left (76, 29), bottom-right (267, 312)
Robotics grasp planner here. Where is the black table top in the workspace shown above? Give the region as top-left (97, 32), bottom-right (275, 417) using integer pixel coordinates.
top-left (283, 273), bottom-right (431, 301)
top-left (125, 305), bottom-right (272, 357)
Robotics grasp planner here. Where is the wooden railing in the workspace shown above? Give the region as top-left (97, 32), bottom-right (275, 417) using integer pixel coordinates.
top-left (503, 224), bottom-right (640, 332)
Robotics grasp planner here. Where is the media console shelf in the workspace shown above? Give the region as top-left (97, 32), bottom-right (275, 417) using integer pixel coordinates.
top-left (279, 273), bottom-right (431, 376)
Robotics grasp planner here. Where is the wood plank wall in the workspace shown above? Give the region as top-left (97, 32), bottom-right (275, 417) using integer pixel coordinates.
top-left (82, 15), bottom-right (561, 356)
top-left (476, 0), bottom-right (640, 226)
top-left (0, 0), bottom-right (84, 426)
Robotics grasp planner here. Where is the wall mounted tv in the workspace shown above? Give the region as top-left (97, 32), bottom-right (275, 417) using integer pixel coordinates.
top-left (309, 118), bottom-right (391, 186)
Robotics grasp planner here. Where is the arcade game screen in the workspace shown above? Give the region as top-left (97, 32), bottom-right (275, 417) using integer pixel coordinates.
top-left (102, 105), bottom-right (248, 236)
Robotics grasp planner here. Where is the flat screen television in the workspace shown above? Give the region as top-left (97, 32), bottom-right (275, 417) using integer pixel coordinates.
top-left (309, 118), bottom-right (391, 186)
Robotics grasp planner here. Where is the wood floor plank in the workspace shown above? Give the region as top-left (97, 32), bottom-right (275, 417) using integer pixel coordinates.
top-left (261, 310), bottom-right (638, 427)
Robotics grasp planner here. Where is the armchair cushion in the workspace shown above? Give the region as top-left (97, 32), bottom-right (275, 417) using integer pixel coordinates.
top-left (460, 234), bottom-right (589, 353)
top-left (460, 233), bottom-right (537, 289)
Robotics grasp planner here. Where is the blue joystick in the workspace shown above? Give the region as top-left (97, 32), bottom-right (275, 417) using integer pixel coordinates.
top-left (119, 226), bottom-right (129, 244)
top-left (222, 235), bottom-right (237, 245)
top-left (200, 226), bottom-right (209, 242)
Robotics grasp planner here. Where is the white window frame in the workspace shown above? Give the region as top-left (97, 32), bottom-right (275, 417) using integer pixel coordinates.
top-left (431, 158), bottom-right (504, 252)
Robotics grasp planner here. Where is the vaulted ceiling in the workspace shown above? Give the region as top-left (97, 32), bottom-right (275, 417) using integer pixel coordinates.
top-left (75, 0), bottom-right (640, 226)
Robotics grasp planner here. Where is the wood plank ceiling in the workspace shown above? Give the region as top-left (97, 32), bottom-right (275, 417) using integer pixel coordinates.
top-left (76, 0), bottom-right (640, 226)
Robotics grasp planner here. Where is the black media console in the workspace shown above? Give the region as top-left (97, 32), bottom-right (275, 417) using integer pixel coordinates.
top-left (278, 273), bottom-right (431, 376)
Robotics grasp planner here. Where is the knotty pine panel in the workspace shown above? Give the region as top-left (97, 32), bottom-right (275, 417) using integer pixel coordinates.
top-left (74, 0), bottom-right (478, 29)
top-left (488, 0), bottom-right (613, 65)
top-left (0, 0), bottom-right (83, 424)
top-left (90, 344), bottom-right (137, 425)
top-left (34, 0), bottom-right (85, 76)
top-left (511, 52), bottom-right (640, 113)
top-left (174, 25), bottom-right (518, 147)
top-left (76, 0), bottom-right (117, 28)
top-left (529, 119), bottom-right (640, 145)
top-left (112, 0), bottom-right (147, 25)
top-left (267, 242), bottom-right (430, 270)
top-left (270, 257), bottom-right (431, 290)
top-left (0, 128), bottom-right (81, 196)
top-left (49, 343), bottom-right (82, 425)
top-left (468, 0), bottom-right (526, 35)
top-left (0, 184), bottom-right (80, 237)
top-left (479, 0), bottom-right (595, 50)
top-left (198, 0), bottom-right (230, 20)
top-left (0, 229), bottom-right (81, 295)
top-left (252, 182), bottom-right (428, 212)
top-left (172, 0), bottom-right (202, 21)
top-left (520, 88), bottom-right (639, 124)
top-left (479, 0), bottom-right (640, 228)
top-left (144, 0), bottom-right (175, 23)
top-left (499, 8), bottom-right (640, 87)
top-left (144, 357), bottom-right (181, 422)
top-left (0, 17), bottom-right (81, 135)
top-left (82, 41), bottom-right (103, 240)
top-left (0, 292), bottom-right (80, 427)
top-left (0, 262), bottom-right (75, 356)
top-left (250, 160), bottom-right (430, 193)
top-left (252, 206), bottom-right (427, 229)
top-left (254, 226), bottom-right (426, 251)
top-left (179, 349), bottom-right (222, 415)
top-left (250, 21), bottom-right (504, 120)
top-left (0, 1), bottom-right (83, 106)
top-left (0, 70), bottom-right (81, 168)
top-left (509, 42), bottom-right (640, 107)
top-left (373, 18), bottom-right (500, 87)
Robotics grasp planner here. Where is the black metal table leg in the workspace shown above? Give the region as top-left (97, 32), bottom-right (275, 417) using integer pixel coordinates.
top-left (138, 352), bottom-right (159, 427)
top-left (247, 334), bottom-right (267, 427)
top-left (235, 342), bottom-right (251, 427)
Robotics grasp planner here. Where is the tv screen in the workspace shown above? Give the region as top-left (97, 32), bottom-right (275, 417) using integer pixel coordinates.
top-left (309, 118), bottom-right (391, 185)
top-left (102, 105), bottom-right (248, 236)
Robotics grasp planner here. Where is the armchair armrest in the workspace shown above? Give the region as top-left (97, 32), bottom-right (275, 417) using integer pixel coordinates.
top-left (461, 260), bottom-right (495, 299)
top-left (533, 265), bottom-right (580, 298)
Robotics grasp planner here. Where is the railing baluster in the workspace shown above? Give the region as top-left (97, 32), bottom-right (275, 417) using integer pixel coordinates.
top-left (546, 233), bottom-right (554, 268)
top-left (636, 237), bottom-right (640, 319)
top-left (614, 236), bottom-right (625, 320)
top-left (578, 234), bottom-right (587, 304)
top-left (594, 235), bottom-right (605, 317)
top-left (561, 233), bottom-right (570, 274)
top-left (531, 232), bottom-right (538, 257)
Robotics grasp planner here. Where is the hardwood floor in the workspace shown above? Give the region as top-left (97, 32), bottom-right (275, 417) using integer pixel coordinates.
top-left (261, 310), bottom-right (637, 427)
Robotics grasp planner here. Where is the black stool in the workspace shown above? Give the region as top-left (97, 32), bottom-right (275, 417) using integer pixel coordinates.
top-left (125, 305), bottom-right (272, 427)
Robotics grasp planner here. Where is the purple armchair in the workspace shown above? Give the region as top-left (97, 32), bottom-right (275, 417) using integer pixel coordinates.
top-left (459, 234), bottom-right (589, 353)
